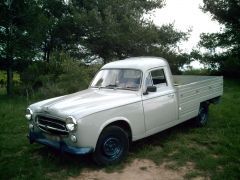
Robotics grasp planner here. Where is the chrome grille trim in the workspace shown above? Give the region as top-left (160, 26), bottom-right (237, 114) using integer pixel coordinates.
top-left (36, 116), bottom-right (69, 135)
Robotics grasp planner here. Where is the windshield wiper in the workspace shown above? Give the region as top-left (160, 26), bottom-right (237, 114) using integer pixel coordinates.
top-left (91, 84), bottom-right (118, 89)
top-left (103, 84), bottom-right (118, 89)
top-left (94, 84), bottom-right (138, 91)
top-left (116, 87), bottom-right (138, 91)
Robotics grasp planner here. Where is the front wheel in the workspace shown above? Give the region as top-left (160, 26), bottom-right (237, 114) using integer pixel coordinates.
top-left (92, 126), bottom-right (129, 165)
top-left (195, 104), bottom-right (209, 127)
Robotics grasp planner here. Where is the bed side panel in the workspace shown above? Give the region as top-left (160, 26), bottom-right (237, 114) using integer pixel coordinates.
top-left (175, 76), bottom-right (223, 121)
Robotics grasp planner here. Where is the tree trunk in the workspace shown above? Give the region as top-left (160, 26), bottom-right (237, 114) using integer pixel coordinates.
top-left (7, 65), bottom-right (13, 96)
top-left (43, 40), bottom-right (51, 63)
top-left (43, 41), bottom-right (47, 61)
top-left (6, 0), bottom-right (14, 96)
top-left (46, 48), bottom-right (50, 63)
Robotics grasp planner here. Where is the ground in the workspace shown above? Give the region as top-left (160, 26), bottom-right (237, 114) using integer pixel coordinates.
top-left (0, 78), bottom-right (239, 179)
top-left (71, 159), bottom-right (204, 180)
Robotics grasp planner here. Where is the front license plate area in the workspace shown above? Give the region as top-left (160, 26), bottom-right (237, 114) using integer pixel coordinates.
top-left (44, 133), bottom-right (60, 142)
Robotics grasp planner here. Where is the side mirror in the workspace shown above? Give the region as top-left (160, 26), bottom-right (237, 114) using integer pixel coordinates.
top-left (143, 86), bottom-right (157, 95)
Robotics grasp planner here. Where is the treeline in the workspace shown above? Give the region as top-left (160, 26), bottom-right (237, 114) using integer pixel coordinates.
top-left (193, 0), bottom-right (240, 77)
top-left (0, 0), bottom-right (190, 96)
top-left (0, 0), bottom-right (239, 97)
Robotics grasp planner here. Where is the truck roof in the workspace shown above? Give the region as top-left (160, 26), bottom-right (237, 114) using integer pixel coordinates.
top-left (101, 57), bottom-right (168, 72)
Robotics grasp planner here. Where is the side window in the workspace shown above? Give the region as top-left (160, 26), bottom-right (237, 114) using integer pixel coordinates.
top-left (150, 69), bottom-right (167, 87)
top-left (146, 73), bottom-right (153, 87)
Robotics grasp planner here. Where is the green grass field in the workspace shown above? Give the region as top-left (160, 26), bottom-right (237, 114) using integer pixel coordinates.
top-left (0, 79), bottom-right (239, 179)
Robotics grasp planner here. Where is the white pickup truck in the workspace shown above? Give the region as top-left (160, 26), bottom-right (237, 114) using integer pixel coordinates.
top-left (26, 57), bottom-right (223, 165)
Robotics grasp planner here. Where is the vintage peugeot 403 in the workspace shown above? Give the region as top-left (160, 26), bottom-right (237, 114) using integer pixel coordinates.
top-left (26, 57), bottom-right (223, 165)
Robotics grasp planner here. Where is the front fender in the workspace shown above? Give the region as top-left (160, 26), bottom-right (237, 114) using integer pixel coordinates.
top-left (97, 117), bottom-right (132, 139)
top-left (76, 101), bottom-right (145, 150)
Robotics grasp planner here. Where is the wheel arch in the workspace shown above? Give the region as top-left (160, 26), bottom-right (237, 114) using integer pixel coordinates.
top-left (200, 101), bottom-right (209, 107)
top-left (200, 96), bottom-right (221, 108)
top-left (96, 118), bottom-right (133, 147)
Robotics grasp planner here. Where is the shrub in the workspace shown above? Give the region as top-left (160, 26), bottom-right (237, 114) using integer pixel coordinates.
top-left (19, 53), bottom-right (100, 99)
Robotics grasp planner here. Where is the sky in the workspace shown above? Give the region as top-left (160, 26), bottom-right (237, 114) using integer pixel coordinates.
top-left (150, 0), bottom-right (221, 68)
top-left (152, 0), bottom-right (221, 51)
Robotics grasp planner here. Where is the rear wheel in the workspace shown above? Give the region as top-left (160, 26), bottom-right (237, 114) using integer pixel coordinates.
top-left (195, 103), bottom-right (209, 127)
top-left (92, 126), bottom-right (129, 165)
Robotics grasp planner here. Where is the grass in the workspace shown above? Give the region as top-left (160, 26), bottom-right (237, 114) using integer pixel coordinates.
top-left (0, 78), bottom-right (240, 179)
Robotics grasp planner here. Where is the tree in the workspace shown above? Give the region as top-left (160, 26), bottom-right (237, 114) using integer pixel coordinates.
top-left (68, 0), bottom-right (189, 65)
top-left (198, 0), bottom-right (240, 76)
top-left (0, 0), bottom-right (42, 95)
top-left (1, 0), bottom-right (190, 96)
top-left (36, 0), bottom-right (71, 62)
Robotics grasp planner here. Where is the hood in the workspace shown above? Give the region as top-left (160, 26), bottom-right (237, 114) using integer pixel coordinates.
top-left (29, 88), bottom-right (141, 119)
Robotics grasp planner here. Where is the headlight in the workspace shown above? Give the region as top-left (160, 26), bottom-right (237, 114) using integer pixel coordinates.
top-left (25, 108), bottom-right (33, 120)
top-left (66, 116), bottom-right (77, 132)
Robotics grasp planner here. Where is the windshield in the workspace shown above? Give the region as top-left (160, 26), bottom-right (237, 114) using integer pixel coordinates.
top-left (91, 69), bottom-right (142, 91)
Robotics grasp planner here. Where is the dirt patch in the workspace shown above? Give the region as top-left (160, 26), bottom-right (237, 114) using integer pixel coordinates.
top-left (69, 159), bottom-right (204, 180)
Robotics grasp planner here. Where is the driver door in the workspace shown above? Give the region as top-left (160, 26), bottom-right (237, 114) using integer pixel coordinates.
top-left (142, 67), bottom-right (178, 136)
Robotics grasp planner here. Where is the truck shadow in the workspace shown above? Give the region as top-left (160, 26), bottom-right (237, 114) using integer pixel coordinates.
top-left (130, 119), bottom-right (195, 152)
top-left (32, 146), bottom-right (97, 168)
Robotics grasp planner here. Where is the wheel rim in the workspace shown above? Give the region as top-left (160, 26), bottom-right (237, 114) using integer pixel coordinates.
top-left (102, 137), bottom-right (123, 159)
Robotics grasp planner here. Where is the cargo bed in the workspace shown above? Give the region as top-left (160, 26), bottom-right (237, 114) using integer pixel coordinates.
top-left (173, 75), bottom-right (223, 121)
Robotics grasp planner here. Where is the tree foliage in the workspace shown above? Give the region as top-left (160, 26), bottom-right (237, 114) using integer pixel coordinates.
top-left (0, 0), bottom-right (43, 95)
top-left (198, 0), bottom-right (240, 76)
top-left (0, 0), bottom-right (189, 95)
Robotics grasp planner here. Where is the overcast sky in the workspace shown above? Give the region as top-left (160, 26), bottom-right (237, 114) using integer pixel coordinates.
top-left (151, 0), bottom-right (221, 53)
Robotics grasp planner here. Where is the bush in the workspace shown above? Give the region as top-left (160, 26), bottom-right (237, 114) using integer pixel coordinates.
top-left (19, 53), bottom-right (100, 99)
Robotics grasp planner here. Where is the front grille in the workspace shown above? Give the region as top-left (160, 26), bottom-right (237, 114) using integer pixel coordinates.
top-left (36, 116), bottom-right (68, 135)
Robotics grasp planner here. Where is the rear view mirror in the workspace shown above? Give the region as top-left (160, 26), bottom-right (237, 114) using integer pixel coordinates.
top-left (144, 86), bottom-right (157, 95)
top-left (147, 86), bottom-right (157, 92)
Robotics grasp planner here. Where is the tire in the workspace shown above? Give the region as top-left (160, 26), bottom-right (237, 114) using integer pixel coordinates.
top-left (92, 126), bottom-right (129, 165)
top-left (195, 103), bottom-right (209, 127)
